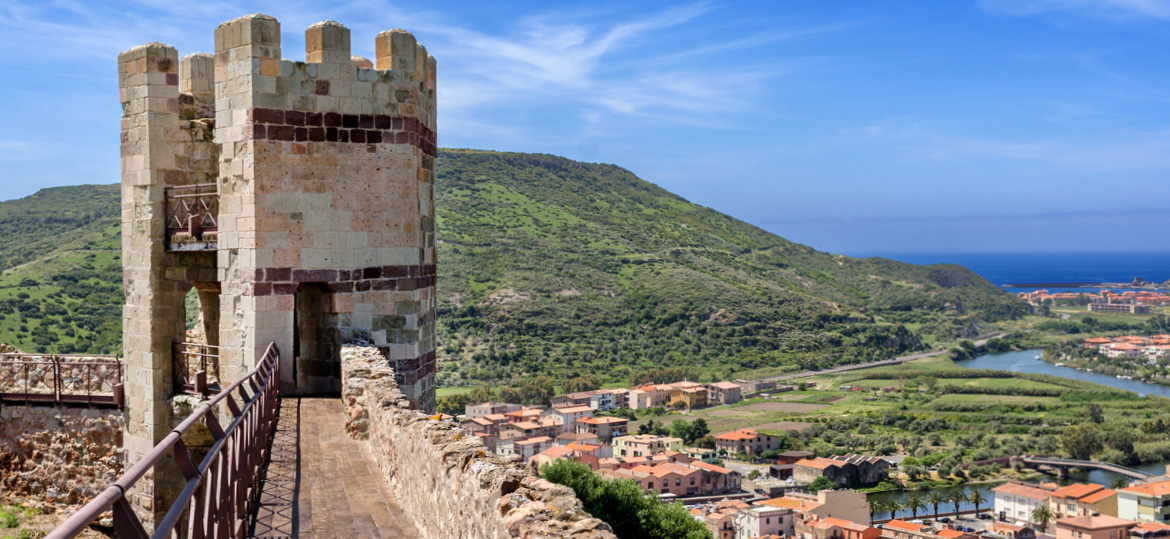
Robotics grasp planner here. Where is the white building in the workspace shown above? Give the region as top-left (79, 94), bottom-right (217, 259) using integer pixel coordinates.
top-left (994, 482), bottom-right (1056, 525)
top-left (734, 506), bottom-right (792, 539)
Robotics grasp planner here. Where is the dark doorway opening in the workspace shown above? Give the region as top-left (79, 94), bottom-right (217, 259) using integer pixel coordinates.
top-left (293, 283), bottom-right (340, 394)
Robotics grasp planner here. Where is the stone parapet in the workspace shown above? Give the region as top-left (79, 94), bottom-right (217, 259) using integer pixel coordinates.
top-left (340, 346), bottom-right (615, 539)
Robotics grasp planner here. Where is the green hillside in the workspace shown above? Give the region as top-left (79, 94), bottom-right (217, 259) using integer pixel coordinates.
top-left (0, 150), bottom-right (1028, 384)
top-left (434, 150), bottom-right (1025, 385)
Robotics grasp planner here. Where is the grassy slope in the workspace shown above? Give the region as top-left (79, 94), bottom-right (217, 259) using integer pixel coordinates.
top-left (0, 150), bottom-right (1028, 384)
top-left (434, 150), bottom-right (1027, 385)
top-left (0, 184), bottom-right (121, 353)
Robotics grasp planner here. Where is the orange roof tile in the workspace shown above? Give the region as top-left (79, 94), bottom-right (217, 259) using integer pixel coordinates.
top-left (1052, 483), bottom-right (1104, 500)
top-left (1057, 515), bottom-right (1136, 530)
top-left (885, 520), bottom-right (927, 533)
top-left (994, 482), bottom-right (1053, 501)
top-left (1123, 480), bottom-right (1170, 497)
top-left (1079, 488), bottom-right (1117, 504)
top-left (716, 428), bottom-right (761, 441)
top-left (938, 529), bottom-right (967, 539)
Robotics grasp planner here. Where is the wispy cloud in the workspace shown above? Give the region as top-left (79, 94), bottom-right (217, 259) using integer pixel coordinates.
top-left (978, 0), bottom-right (1170, 21)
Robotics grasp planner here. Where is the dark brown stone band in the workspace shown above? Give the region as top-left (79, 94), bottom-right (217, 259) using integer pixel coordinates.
top-left (247, 108), bottom-right (437, 156)
top-left (380, 350), bottom-right (437, 385)
top-left (248, 264), bottom-right (436, 296)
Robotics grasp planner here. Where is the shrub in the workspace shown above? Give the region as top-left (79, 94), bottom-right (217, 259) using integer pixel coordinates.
top-left (3, 512), bottom-right (18, 528)
top-left (542, 459), bottom-right (712, 539)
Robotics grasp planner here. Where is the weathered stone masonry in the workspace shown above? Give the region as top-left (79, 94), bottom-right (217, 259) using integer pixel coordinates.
top-left (341, 346), bottom-right (617, 539)
top-left (119, 13), bottom-right (438, 528)
top-left (0, 406), bottom-right (124, 508)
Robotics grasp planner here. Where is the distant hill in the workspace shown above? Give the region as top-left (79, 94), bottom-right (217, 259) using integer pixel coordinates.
top-left (0, 151), bottom-right (1027, 383)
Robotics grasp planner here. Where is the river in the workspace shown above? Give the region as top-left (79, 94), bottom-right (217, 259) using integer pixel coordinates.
top-left (868, 349), bottom-right (1170, 520)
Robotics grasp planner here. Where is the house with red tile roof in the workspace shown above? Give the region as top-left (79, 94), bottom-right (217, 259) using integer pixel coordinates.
top-left (715, 428), bottom-right (780, 457)
top-left (995, 481), bottom-right (1058, 525)
top-left (1119, 480), bottom-right (1170, 522)
top-left (1050, 483), bottom-right (1119, 518)
top-left (1055, 515), bottom-right (1136, 539)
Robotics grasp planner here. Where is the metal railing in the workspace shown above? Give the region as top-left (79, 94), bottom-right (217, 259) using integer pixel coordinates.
top-left (174, 342), bottom-right (221, 396)
top-left (0, 353), bottom-right (123, 406)
top-left (165, 183), bottom-right (219, 239)
top-left (47, 342), bottom-right (281, 539)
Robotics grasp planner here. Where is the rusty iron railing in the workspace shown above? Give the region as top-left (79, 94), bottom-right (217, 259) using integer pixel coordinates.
top-left (0, 353), bottom-right (123, 406)
top-left (174, 341), bottom-right (221, 396)
top-left (46, 342), bottom-right (281, 539)
top-left (165, 183), bottom-right (219, 239)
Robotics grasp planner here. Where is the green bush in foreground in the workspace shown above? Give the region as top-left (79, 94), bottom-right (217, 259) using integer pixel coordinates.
top-left (541, 460), bottom-right (711, 539)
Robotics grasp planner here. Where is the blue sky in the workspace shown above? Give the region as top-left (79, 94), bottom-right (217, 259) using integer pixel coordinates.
top-left (1, 0), bottom-right (1167, 254)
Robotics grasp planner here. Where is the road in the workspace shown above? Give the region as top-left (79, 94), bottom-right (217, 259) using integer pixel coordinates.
top-left (755, 332), bottom-right (1008, 384)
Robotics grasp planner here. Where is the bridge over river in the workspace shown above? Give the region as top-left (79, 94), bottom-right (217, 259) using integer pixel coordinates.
top-left (1018, 456), bottom-right (1153, 481)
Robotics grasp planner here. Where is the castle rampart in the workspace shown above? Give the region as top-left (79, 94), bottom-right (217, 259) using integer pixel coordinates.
top-left (341, 346), bottom-right (616, 539)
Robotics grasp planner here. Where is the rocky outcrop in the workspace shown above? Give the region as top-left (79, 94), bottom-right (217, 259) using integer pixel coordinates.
top-left (341, 346), bottom-right (615, 539)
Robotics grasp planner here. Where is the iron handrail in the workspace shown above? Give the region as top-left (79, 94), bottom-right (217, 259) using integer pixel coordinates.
top-left (46, 342), bottom-right (281, 539)
top-left (173, 341), bottom-right (222, 395)
top-left (0, 353), bottom-right (123, 406)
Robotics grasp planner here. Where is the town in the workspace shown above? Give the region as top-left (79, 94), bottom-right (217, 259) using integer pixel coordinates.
top-left (1016, 290), bottom-right (1170, 316)
top-left (452, 377), bottom-right (1170, 539)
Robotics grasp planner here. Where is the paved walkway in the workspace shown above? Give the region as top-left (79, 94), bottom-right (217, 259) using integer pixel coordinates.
top-left (248, 397), bottom-right (420, 538)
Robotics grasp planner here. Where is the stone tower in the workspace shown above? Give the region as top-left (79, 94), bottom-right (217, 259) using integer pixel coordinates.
top-left (118, 14), bottom-right (437, 525)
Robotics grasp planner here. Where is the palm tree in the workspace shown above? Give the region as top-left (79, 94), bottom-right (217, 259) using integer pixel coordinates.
top-left (968, 488), bottom-right (986, 517)
top-left (869, 499), bottom-right (882, 522)
top-left (887, 500), bottom-right (905, 521)
top-left (905, 492), bottom-right (926, 519)
top-left (946, 487), bottom-right (967, 518)
top-left (1032, 505), bottom-right (1055, 534)
top-left (926, 490), bottom-right (946, 518)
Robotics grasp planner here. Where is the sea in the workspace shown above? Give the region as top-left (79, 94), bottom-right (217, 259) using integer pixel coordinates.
top-left (847, 252), bottom-right (1170, 294)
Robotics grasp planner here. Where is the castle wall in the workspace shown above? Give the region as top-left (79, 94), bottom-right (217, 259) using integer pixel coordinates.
top-left (340, 346), bottom-right (616, 539)
top-left (0, 405), bottom-right (123, 508)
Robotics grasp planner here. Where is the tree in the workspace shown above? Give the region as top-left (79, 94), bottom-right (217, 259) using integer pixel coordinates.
top-left (747, 470), bottom-right (762, 480)
top-left (694, 436), bottom-right (716, 450)
top-left (868, 499), bottom-right (882, 522)
top-left (886, 500), bottom-right (904, 521)
top-left (904, 492), bottom-right (925, 519)
top-left (968, 488), bottom-right (986, 516)
top-left (926, 490), bottom-right (946, 518)
top-left (1085, 403), bottom-right (1105, 424)
top-left (1110, 476), bottom-right (1130, 490)
top-left (435, 392), bottom-right (473, 416)
top-left (467, 386), bottom-right (497, 404)
top-left (690, 418), bottom-right (710, 441)
top-left (499, 386), bottom-right (523, 403)
top-left (808, 476), bottom-right (835, 493)
top-left (670, 420), bottom-right (694, 443)
top-left (1062, 424), bottom-right (1102, 460)
top-left (947, 488), bottom-right (966, 518)
top-left (1031, 505), bottom-right (1054, 533)
top-left (564, 375), bottom-right (601, 394)
top-left (541, 459), bottom-right (711, 539)
top-left (1105, 430), bottom-right (1136, 457)
top-left (518, 375), bottom-right (556, 406)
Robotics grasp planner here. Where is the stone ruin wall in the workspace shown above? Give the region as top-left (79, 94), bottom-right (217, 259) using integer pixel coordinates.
top-left (340, 346), bottom-right (617, 539)
top-left (0, 405), bottom-right (123, 509)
